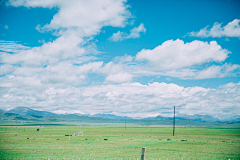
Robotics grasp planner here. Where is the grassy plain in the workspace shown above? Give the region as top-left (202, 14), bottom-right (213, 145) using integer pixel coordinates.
top-left (0, 123), bottom-right (239, 160)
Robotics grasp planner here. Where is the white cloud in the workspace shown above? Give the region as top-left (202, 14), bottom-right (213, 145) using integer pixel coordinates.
top-left (105, 72), bottom-right (133, 84)
top-left (113, 54), bottom-right (133, 63)
top-left (127, 23), bottom-right (146, 38)
top-left (7, 75), bottom-right (15, 79)
top-left (0, 59), bottom-right (105, 90)
top-left (220, 81), bottom-right (240, 88)
top-left (99, 61), bottom-right (123, 74)
top-left (195, 63), bottom-right (240, 79)
top-left (0, 40), bottom-right (30, 53)
top-left (110, 31), bottom-right (125, 41)
top-left (39, 35), bottom-right (85, 59)
top-left (38, 39), bottom-right (46, 44)
top-left (46, 87), bottom-right (66, 95)
top-left (12, 67), bottom-right (44, 77)
top-left (195, 65), bottom-right (222, 79)
top-left (135, 39), bottom-right (230, 71)
top-left (110, 23), bottom-right (146, 41)
top-left (188, 19), bottom-right (240, 38)
top-left (166, 77), bottom-right (172, 81)
top-left (161, 69), bottom-right (197, 79)
top-left (0, 64), bottom-right (14, 76)
top-left (9, 0), bottom-right (131, 37)
top-left (1, 35), bottom-right (85, 65)
top-left (52, 109), bottom-right (85, 115)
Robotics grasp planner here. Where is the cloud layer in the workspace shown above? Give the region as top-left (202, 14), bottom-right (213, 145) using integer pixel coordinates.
top-left (1, 81), bottom-right (239, 119)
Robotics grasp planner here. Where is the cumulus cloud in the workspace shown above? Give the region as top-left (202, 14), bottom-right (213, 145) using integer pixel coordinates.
top-left (188, 19), bottom-right (240, 38)
top-left (9, 0), bottom-right (131, 37)
top-left (195, 63), bottom-right (240, 79)
top-left (135, 39), bottom-right (230, 71)
top-left (110, 23), bottom-right (146, 41)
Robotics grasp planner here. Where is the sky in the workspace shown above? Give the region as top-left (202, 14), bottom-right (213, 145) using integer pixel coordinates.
top-left (0, 0), bottom-right (240, 120)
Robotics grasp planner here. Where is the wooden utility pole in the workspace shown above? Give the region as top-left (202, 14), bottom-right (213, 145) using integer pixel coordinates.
top-left (16, 114), bottom-right (17, 129)
top-left (173, 106), bottom-right (175, 136)
top-left (125, 116), bottom-right (126, 130)
top-left (141, 147), bottom-right (146, 160)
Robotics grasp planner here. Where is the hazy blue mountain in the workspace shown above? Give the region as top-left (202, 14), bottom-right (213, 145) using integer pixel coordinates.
top-left (7, 107), bottom-right (56, 116)
top-left (175, 114), bottom-right (219, 122)
top-left (90, 113), bottom-right (132, 119)
top-left (144, 114), bottom-right (219, 122)
top-left (233, 115), bottom-right (240, 121)
top-left (223, 115), bottom-right (240, 121)
top-left (0, 109), bottom-right (5, 113)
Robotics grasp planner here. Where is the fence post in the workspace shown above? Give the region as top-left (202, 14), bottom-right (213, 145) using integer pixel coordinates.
top-left (141, 147), bottom-right (146, 160)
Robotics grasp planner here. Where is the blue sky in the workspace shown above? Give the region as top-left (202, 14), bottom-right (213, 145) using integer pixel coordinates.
top-left (0, 0), bottom-right (239, 119)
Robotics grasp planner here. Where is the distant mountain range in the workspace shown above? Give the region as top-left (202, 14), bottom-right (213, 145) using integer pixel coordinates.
top-left (0, 107), bottom-right (239, 126)
top-left (6, 107), bottom-right (56, 116)
top-left (144, 114), bottom-right (219, 122)
top-left (1, 106), bottom-right (237, 122)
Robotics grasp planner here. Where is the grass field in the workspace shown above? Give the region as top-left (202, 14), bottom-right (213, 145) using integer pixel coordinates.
top-left (0, 123), bottom-right (239, 160)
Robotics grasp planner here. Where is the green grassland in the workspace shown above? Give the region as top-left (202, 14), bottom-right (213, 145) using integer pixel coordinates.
top-left (0, 124), bottom-right (239, 160)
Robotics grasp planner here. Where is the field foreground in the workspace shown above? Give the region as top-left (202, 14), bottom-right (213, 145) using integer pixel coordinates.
top-left (0, 124), bottom-right (239, 160)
